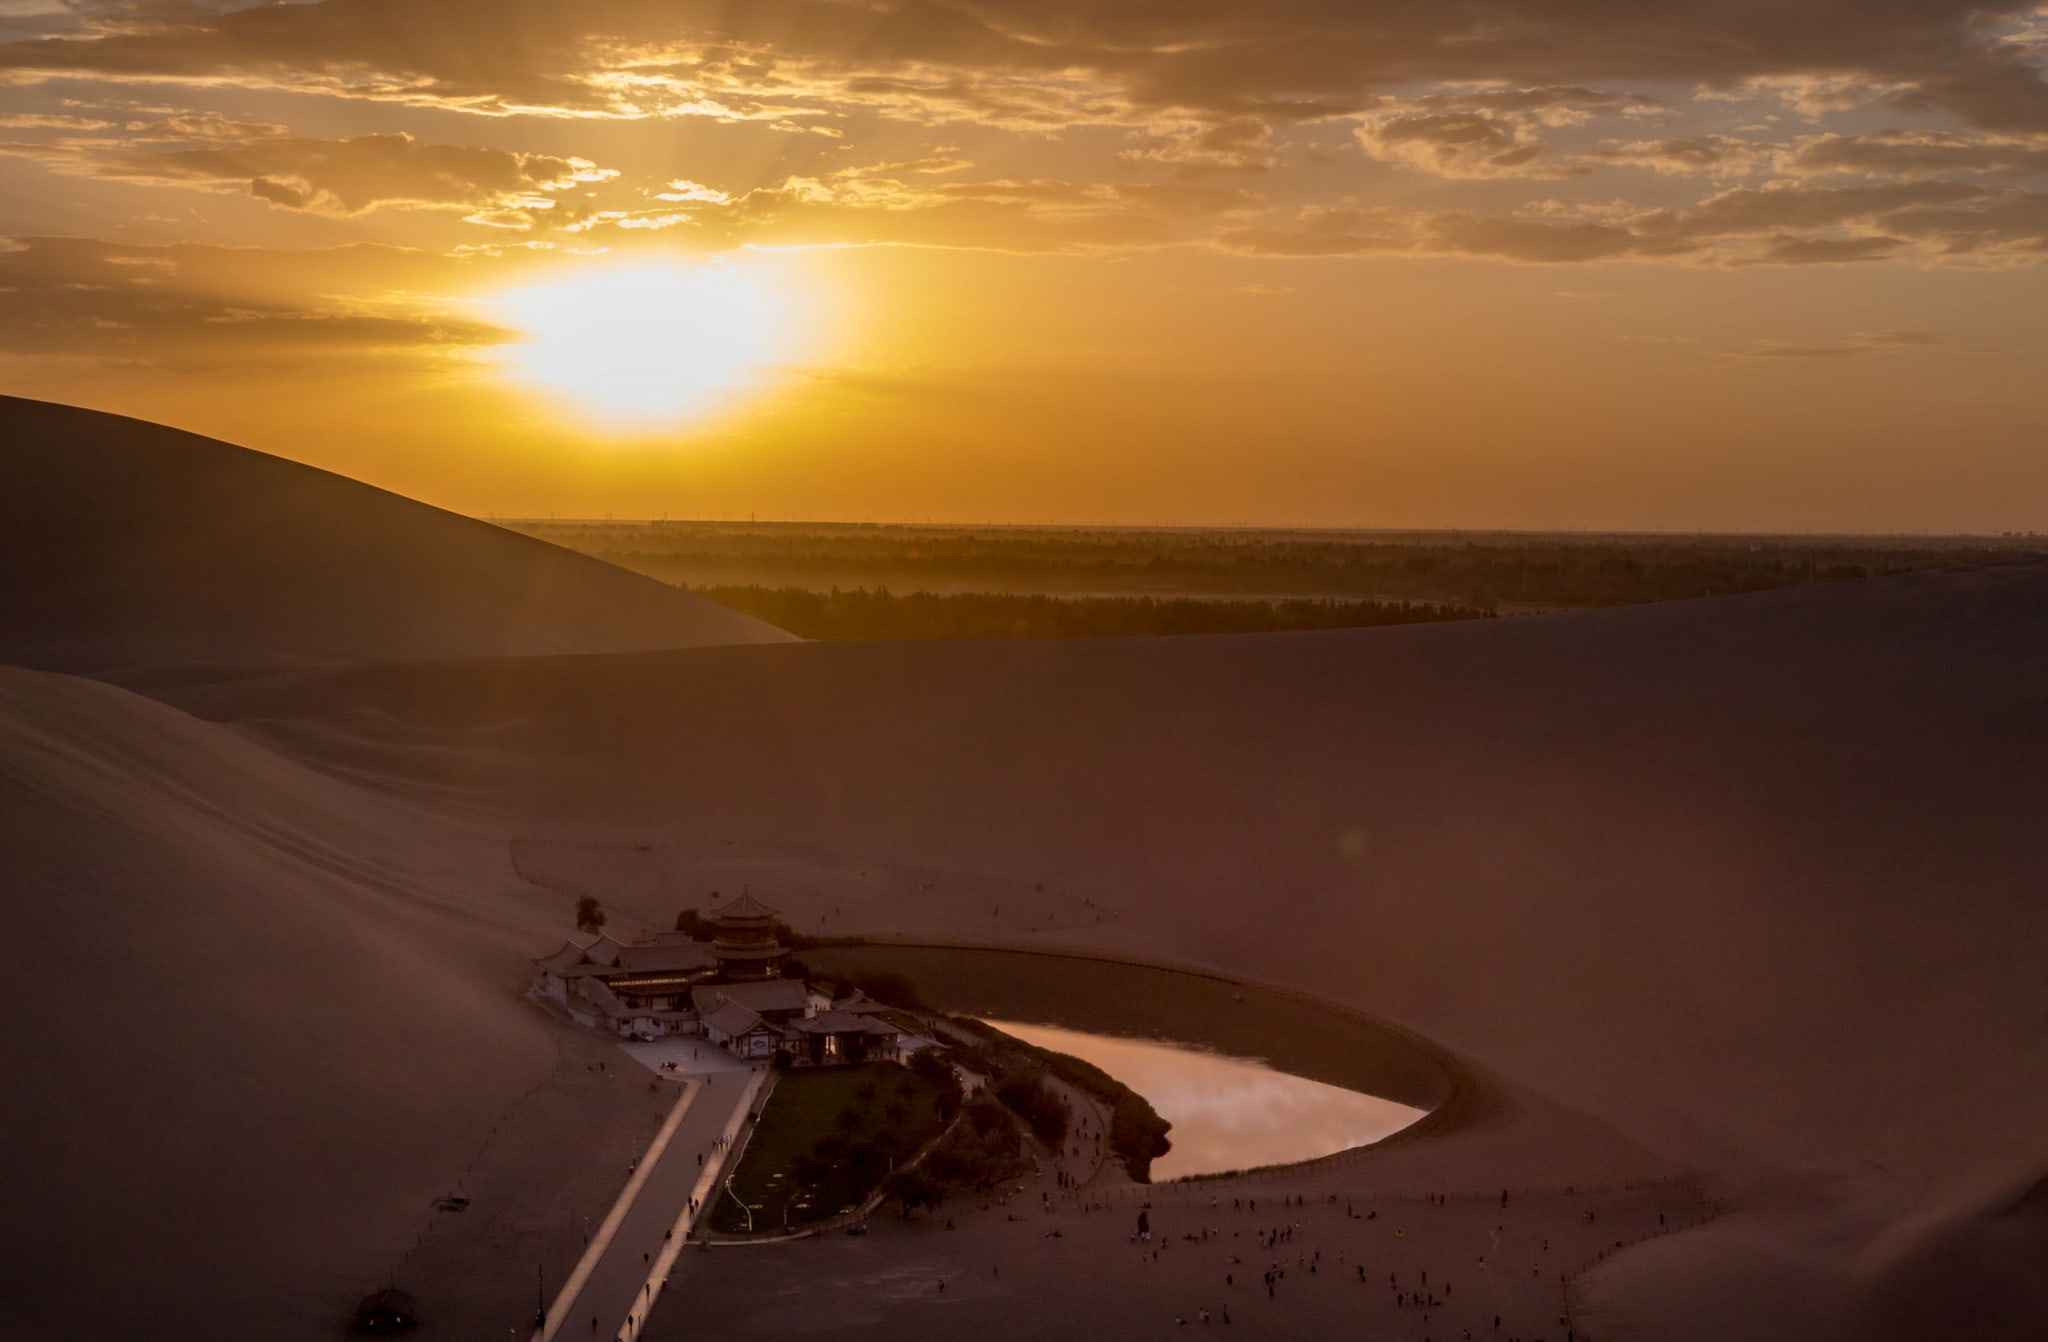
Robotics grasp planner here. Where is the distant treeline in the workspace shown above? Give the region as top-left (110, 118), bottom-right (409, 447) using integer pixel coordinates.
top-left (691, 585), bottom-right (1493, 640)
top-left (505, 520), bottom-right (2042, 610)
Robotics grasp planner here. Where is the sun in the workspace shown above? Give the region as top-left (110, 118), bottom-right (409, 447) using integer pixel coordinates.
top-left (486, 258), bottom-right (793, 425)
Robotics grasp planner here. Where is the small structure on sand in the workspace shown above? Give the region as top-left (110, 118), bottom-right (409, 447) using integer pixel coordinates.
top-left (530, 891), bottom-right (917, 1067)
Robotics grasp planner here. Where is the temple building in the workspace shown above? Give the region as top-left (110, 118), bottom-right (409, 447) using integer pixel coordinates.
top-left (530, 930), bottom-right (716, 1038)
top-left (529, 891), bottom-right (920, 1066)
top-left (707, 890), bottom-right (790, 980)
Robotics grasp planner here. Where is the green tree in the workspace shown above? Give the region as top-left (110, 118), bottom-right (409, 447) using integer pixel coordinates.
top-left (574, 895), bottom-right (605, 934)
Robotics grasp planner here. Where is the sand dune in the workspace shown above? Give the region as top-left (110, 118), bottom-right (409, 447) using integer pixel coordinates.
top-left (170, 560), bottom-right (2048, 1339)
top-left (0, 665), bottom-right (575, 1339)
top-left (1, 403), bottom-right (2042, 1338)
top-left (0, 397), bottom-right (791, 680)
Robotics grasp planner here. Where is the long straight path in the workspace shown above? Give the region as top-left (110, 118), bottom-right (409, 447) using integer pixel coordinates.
top-left (539, 1066), bottom-right (766, 1342)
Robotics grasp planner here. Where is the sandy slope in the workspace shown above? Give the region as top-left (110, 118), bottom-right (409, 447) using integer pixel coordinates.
top-left (0, 397), bottom-right (792, 680)
top-left (0, 666), bottom-right (568, 1340)
top-left (169, 560), bottom-right (2048, 1339)
top-left (1, 400), bottom-right (2042, 1337)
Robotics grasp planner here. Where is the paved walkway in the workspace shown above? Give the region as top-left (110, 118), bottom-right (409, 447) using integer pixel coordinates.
top-left (538, 1065), bottom-right (767, 1342)
top-left (618, 1037), bottom-right (754, 1079)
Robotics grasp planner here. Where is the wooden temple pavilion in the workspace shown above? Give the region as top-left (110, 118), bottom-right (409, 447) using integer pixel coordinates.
top-left (707, 890), bottom-right (790, 981)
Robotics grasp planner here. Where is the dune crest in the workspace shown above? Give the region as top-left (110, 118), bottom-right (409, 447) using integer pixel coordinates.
top-left (0, 397), bottom-right (793, 680)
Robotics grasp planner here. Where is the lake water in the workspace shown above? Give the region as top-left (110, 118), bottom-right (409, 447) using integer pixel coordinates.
top-left (982, 1018), bottom-right (1426, 1180)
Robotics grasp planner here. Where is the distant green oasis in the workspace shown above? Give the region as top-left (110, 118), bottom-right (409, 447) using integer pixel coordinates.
top-left (505, 519), bottom-right (2042, 640)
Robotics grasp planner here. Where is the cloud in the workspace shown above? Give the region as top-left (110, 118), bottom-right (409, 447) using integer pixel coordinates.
top-left (120, 112), bottom-right (291, 142)
top-left (1360, 110), bottom-right (1567, 178)
top-left (1745, 233), bottom-right (1909, 264)
top-left (1214, 205), bottom-right (1652, 263)
top-left (1780, 130), bottom-right (2048, 179)
top-left (6, 0), bottom-right (2048, 137)
top-left (1211, 206), bottom-right (1416, 258)
top-left (524, 174), bottom-right (1177, 253)
top-left (1217, 179), bottom-right (2048, 265)
top-left (1424, 86), bottom-right (1654, 119)
top-left (0, 235), bottom-right (507, 369)
top-left (1662, 180), bottom-right (1986, 235)
top-left (1355, 86), bottom-right (1655, 178)
top-left (1729, 73), bottom-right (1912, 119)
top-left (86, 131), bottom-right (615, 216)
top-left (1741, 329), bottom-right (1945, 357)
top-left (0, 111), bottom-right (112, 129)
top-left (1120, 117), bottom-right (1280, 176)
top-left (1592, 135), bottom-right (1768, 177)
top-left (9, 6), bottom-right (2048, 274)
top-left (1425, 211), bottom-right (1645, 261)
top-left (524, 154), bottom-right (1263, 251)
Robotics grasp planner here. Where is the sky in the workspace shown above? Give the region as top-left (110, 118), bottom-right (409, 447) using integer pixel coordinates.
top-left (4, 0), bottom-right (2048, 531)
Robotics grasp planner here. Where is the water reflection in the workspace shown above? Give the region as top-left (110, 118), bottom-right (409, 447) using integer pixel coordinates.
top-left (983, 1019), bottom-right (1425, 1181)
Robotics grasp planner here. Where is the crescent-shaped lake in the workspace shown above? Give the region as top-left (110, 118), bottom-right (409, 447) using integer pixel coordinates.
top-left (807, 945), bottom-right (1455, 1180)
top-left (983, 1017), bottom-right (1428, 1179)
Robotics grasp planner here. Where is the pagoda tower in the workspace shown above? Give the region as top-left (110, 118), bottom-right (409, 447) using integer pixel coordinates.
top-left (707, 889), bottom-right (789, 981)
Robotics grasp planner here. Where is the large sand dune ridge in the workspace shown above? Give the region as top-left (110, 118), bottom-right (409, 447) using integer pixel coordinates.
top-left (0, 396), bottom-right (792, 679)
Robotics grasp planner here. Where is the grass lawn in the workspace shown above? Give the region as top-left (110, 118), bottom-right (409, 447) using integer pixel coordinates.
top-left (710, 1062), bottom-right (949, 1233)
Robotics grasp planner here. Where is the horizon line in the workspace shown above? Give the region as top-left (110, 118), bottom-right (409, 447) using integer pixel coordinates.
top-left (480, 516), bottom-right (2048, 542)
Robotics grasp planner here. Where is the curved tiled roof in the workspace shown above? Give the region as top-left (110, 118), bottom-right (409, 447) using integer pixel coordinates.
top-left (690, 980), bottom-right (809, 1017)
top-left (532, 940), bottom-right (589, 974)
top-left (708, 890), bottom-right (780, 922)
top-left (701, 999), bottom-right (772, 1038)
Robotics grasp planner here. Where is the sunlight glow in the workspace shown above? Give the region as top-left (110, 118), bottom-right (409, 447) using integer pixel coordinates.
top-left (487, 259), bottom-right (792, 424)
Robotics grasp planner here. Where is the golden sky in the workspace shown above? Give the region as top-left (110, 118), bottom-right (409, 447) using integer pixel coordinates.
top-left (4, 0), bottom-right (2048, 529)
